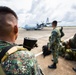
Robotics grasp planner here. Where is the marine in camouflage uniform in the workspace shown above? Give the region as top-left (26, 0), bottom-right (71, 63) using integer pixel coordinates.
top-left (48, 21), bottom-right (61, 69)
top-left (0, 6), bottom-right (44, 75)
top-left (0, 40), bottom-right (43, 75)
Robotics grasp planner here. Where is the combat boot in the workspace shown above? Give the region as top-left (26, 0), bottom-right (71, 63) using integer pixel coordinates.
top-left (73, 67), bottom-right (76, 72)
top-left (48, 63), bottom-right (57, 69)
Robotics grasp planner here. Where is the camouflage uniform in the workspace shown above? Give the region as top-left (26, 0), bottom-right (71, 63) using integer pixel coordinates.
top-left (48, 28), bottom-right (61, 63)
top-left (0, 40), bottom-right (43, 75)
top-left (65, 49), bottom-right (76, 60)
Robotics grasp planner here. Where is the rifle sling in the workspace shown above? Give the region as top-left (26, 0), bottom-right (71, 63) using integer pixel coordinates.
top-left (0, 45), bottom-right (27, 62)
top-left (0, 45), bottom-right (14, 62)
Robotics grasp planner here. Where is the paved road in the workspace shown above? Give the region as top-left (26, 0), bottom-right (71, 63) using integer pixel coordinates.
top-left (16, 27), bottom-right (76, 75)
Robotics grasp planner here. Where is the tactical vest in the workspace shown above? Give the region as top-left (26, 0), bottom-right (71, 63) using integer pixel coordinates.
top-left (0, 45), bottom-right (27, 75)
top-left (52, 28), bottom-right (61, 43)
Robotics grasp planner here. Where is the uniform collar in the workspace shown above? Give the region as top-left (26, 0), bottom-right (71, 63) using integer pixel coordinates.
top-left (0, 40), bottom-right (15, 45)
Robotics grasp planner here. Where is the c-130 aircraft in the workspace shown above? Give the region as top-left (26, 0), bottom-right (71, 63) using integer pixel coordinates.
top-left (23, 18), bottom-right (61, 30)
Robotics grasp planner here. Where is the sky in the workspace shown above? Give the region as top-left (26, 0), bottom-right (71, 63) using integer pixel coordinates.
top-left (0, 0), bottom-right (76, 26)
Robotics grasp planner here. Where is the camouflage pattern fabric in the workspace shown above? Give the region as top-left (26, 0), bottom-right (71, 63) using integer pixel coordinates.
top-left (65, 49), bottom-right (76, 60)
top-left (0, 40), bottom-right (43, 75)
top-left (61, 39), bottom-right (76, 61)
top-left (48, 28), bottom-right (61, 63)
top-left (58, 43), bottom-right (65, 57)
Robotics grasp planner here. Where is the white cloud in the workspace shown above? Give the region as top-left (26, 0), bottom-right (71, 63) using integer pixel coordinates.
top-left (0, 0), bottom-right (76, 26)
top-left (0, 0), bottom-right (32, 11)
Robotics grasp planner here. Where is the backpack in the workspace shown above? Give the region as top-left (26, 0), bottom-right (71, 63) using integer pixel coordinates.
top-left (42, 45), bottom-right (51, 57)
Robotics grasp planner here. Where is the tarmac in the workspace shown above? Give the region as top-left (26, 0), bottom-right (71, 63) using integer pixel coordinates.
top-left (16, 27), bottom-right (76, 75)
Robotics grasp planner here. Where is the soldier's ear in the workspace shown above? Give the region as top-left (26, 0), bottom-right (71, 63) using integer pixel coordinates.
top-left (14, 25), bottom-right (18, 34)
